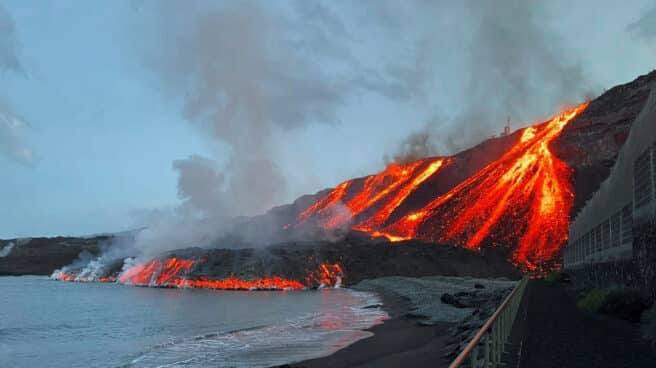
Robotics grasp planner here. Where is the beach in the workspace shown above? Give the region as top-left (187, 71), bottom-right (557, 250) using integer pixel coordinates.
top-left (287, 276), bottom-right (517, 368)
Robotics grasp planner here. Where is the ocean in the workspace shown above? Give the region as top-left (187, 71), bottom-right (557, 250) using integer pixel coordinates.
top-left (0, 276), bottom-right (388, 368)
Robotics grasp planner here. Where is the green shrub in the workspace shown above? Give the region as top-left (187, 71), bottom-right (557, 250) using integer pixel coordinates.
top-left (577, 288), bottom-right (649, 322)
top-left (577, 288), bottom-right (611, 313)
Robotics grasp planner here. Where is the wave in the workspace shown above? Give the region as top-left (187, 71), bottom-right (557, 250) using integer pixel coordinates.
top-left (118, 290), bottom-right (388, 368)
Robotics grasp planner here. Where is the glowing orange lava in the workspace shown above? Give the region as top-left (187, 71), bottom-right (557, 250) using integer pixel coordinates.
top-left (294, 157), bottom-right (448, 230)
top-left (296, 103), bottom-right (589, 271)
top-left (113, 257), bottom-right (343, 290)
top-left (305, 263), bottom-right (344, 287)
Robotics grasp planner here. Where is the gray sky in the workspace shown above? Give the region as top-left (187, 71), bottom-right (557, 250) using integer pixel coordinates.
top-left (0, 0), bottom-right (655, 238)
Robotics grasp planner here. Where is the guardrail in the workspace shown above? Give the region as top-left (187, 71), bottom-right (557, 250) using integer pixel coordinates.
top-left (449, 276), bottom-right (529, 368)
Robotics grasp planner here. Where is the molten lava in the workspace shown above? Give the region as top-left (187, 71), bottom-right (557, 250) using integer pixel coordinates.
top-left (114, 257), bottom-right (343, 290)
top-left (295, 157), bottom-right (449, 230)
top-left (305, 263), bottom-right (344, 287)
top-left (295, 103), bottom-right (589, 270)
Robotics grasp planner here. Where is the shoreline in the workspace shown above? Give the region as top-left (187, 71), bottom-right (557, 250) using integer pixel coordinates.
top-left (284, 289), bottom-right (455, 368)
top-left (282, 275), bottom-right (517, 368)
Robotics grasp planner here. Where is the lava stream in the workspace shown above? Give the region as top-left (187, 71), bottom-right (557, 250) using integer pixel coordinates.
top-left (295, 102), bottom-right (589, 270)
top-left (380, 102), bottom-right (589, 270)
top-left (52, 256), bottom-right (345, 290)
top-left (295, 157), bottom-right (448, 230)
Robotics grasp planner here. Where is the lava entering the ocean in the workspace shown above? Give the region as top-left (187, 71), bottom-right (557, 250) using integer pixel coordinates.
top-left (54, 256), bottom-right (345, 291)
top-left (294, 103), bottom-right (589, 271)
top-left (50, 270), bottom-right (116, 283)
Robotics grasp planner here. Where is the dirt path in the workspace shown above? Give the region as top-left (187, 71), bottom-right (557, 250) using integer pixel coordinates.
top-left (509, 280), bottom-right (656, 368)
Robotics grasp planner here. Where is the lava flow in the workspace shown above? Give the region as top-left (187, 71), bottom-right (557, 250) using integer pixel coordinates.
top-left (115, 257), bottom-right (343, 290)
top-left (294, 157), bottom-right (449, 230)
top-left (295, 103), bottom-right (589, 270)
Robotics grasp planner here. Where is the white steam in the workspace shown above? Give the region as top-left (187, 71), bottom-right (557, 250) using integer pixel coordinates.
top-left (0, 242), bottom-right (14, 257)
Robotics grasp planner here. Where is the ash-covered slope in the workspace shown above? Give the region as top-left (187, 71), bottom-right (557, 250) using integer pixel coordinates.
top-left (282, 70), bottom-right (656, 271)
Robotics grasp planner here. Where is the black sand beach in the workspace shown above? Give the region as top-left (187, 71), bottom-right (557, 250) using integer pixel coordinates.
top-left (288, 291), bottom-right (455, 368)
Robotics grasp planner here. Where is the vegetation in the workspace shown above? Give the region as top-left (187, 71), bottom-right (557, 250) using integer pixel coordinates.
top-left (577, 288), bottom-right (649, 322)
top-left (577, 288), bottom-right (612, 313)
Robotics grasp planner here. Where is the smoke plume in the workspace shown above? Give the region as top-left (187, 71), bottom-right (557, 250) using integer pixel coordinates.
top-left (111, 0), bottom-right (431, 257)
top-left (115, 0), bottom-right (593, 260)
top-left (0, 5), bottom-right (22, 74)
top-left (385, 0), bottom-right (591, 161)
top-left (0, 242), bottom-right (14, 257)
top-left (385, 129), bottom-right (439, 165)
top-left (144, 2), bottom-right (347, 219)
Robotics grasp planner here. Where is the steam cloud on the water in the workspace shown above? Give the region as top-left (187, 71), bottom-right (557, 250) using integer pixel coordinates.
top-left (0, 242), bottom-right (14, 257)
top-left (0, 4), bottom-right (33, 166)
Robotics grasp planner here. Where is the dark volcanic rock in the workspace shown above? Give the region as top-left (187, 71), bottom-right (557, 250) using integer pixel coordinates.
top-left (555, 70), bottom-right (656, 218)
top-left (0, 236), bottom-right (108, 275)
top-left (181, 233), bottom-right (521, 286)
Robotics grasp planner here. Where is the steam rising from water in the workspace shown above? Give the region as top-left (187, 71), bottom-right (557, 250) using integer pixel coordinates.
top-left (0, 242), bottom-right (14, 257)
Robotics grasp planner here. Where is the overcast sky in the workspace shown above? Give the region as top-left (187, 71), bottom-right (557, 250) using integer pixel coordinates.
top-left (1, 0), bottom-right (655, 238)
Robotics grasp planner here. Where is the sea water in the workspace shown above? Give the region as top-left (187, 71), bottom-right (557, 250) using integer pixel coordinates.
top-left (0, 276), bottom-right (388, 367)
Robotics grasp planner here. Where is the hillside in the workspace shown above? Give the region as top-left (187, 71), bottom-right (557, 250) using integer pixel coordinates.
top-left (6, 70), bottom-right (656, 284)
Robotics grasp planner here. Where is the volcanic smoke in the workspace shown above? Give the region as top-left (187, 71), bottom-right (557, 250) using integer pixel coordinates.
top-left (54, 103), bottom-right (589, 288)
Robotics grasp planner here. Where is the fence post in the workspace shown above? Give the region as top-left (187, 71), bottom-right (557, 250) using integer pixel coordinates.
top-left (484, 332), bottom-right (490, 368)
top-left (471, 345), bottom-right (479, 368)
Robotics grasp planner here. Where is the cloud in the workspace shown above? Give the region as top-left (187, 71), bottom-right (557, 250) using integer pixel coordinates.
top-left (0, 4), bottom-right (23, 74)
top-left (0, 4), bottom-right (32, 166)
top-left (627, 5), bottom-right (656, 40)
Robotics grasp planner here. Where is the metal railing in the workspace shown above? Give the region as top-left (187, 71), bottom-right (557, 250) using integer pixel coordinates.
top-left (449, 276), bottom-right (529, 368)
